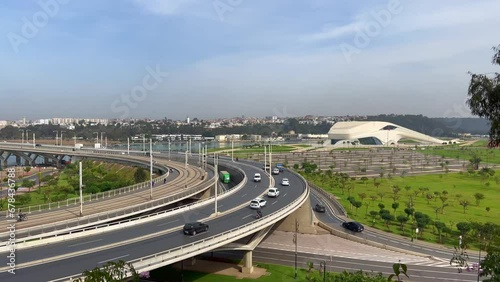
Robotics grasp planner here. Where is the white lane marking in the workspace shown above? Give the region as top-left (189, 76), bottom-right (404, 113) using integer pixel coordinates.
top-left (283, 193), bottom-right (287, 197)
top-left (241, 193), bottom-right (247, 198)
top-left (68, 239), bottom-right (102, 248)
top-left (99, 254), bottom-right (129, 264)
top-left (272, 201), bottom-right (277, 205)
top-left (242, 214), bottom-right (253, 219)
top-left (157, 219), bottom-right (179, 226)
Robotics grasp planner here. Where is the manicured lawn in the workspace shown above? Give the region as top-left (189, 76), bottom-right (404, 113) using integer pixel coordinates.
top-left (149, 262), bottom-right (311, 282)
top-left (306, 170), bottom-right (500, 246)
top-left (148, 262), bottom-right (385, 282)
top-left (420, 142), bottom-right (500, 164)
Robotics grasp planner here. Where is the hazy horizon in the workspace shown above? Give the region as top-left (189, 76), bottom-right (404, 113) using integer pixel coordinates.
top-left (1, 0), bottom-right (498, 120)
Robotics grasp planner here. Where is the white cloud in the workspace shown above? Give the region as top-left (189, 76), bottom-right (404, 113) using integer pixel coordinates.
top-left (301, 21), bottom-right (364, 42)
top-left (132, 0), bottom-right (197, 15)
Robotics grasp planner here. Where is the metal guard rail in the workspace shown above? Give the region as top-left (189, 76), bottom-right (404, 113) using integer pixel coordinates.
top-left (0, 165), bottom-right (217, 242)
top-left (308, 181), bottom-right (348, 217)
top-left (59, 170), bottom-right (310, 281)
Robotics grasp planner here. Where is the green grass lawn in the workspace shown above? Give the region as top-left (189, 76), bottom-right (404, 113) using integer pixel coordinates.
top-left (149, 262), bottom-right (385, 282)
top-left (420, 145), bottom-right (500, 164)
top-left (307, 170), bottom-right (500, 246)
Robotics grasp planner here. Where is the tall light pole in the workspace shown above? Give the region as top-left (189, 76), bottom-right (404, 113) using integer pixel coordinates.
top-left (79, 162), bottom-right (83, 216)
top-left (214, 152), bottom-right (218, 215)
top-left (93, 132), bottom-right (99, 147)
top-left (150, 139), bottom-right (153, 200)
top-left (231, 139), bottom-right (234, 161)
top-left (293, 219), bottom-right (299, 279)
top-left (168, 138), bottom-right (171, 160)
top-left (60, 131), bottom-right (65, 146)
top-left (54, 130), bottom-right (59, 146)
top-left (184, 150), bottom-right (188, 189)
top-left (127, 137), bottom-right (130, 155)
top-left (20, 130), bottom-right (25, 144)
top-left (142, 134), bottom-right (145, 152)
top-left (25, 130), bottom-right (31, 144)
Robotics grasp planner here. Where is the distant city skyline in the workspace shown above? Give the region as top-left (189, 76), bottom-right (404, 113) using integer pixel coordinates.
top-left (1, 0), bottom-right (499, 120)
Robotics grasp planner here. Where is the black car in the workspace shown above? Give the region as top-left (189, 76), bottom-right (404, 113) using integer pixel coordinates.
top-left (183, 222), bottom-right (209, 236)
top-left (314, 204), bottom-right (326, 213)
top-left (342, 221), bottom-right (364, 232)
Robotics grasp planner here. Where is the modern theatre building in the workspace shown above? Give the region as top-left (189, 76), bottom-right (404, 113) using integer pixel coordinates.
top-left (326, 121), bottom-right (447, 147)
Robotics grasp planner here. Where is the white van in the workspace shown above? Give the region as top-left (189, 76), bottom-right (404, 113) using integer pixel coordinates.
top-left (253, 173), bottom-right (262, 182)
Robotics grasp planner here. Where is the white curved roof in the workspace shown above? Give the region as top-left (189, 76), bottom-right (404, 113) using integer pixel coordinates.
top-left (327, 121), bottom-right (444, 145)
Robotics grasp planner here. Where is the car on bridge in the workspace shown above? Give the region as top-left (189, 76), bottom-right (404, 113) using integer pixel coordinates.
top-left (250, 197), bottom-right (267, 209)
top-left (183, 222), bottom-right (209, 236)
top-left (342, 221), bottom-right (364, 232)
top-left (253, 173), bottom-right (262, 182)
top-left (314, 204), bottom-right (326, 213)
top-left (281, 178), bottom-right (289, 186)
top-left (267, 187), bottom-right (279, 197)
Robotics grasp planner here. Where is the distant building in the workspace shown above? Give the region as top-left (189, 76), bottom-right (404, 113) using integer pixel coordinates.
top-left (326, 121), bottom-right (446, 147)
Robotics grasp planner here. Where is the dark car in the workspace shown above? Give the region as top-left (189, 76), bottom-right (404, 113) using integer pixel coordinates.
top-left (183, 222), bottom-right (209, 236)
top-left (35, 144), bottom-right (42, 147)
top-left (314, 204), bottom-right (326, 213)
top-left (342, 221), bottom-right (364, 232)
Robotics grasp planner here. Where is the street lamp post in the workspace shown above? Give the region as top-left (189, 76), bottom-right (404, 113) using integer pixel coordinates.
top-left (60, 131), bottom-right (65, 146)
top-left (294, 218), bottom-right (299, 279)
top-left (150, 139), bottom-right (153, 200)
top-left (53, 130), bottom-right (59, 146)
top-left (320, 261), bottom-right (327, 282)
top-left (19, 130), bottom-right (24, 144)
top-left (93, 132), bottom-right (99, 147)
top-left (25, 130), bottom-right (31, 144)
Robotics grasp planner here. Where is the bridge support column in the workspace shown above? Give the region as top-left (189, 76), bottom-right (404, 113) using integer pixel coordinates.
top-left (16, 155), bottom-right (21, 166)
top-left (241, 250), bottom-right (254, 274)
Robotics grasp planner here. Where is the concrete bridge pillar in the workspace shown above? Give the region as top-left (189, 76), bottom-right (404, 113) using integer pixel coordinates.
top-left (16, 155), bottom-right (21, 166)
top-left (241, 250), bottom-right (254, 274)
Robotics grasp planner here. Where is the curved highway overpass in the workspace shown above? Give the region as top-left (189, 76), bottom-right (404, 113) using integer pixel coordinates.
top-left (0, 158), bottom-right (309, 281)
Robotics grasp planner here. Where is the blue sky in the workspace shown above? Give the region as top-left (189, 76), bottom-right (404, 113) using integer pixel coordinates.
top-left (1, 0), bottom-right (499, 120)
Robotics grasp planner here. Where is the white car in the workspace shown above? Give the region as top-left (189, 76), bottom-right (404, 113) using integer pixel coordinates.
top-left (250, 198), bottom-right (267, 209)
top-left (253, 173), bottom-right (261, 182)
top-left (272, 168), bottom-right (280, 175)
top-left (267, 187), bottom-right (280, 198)
top-left (281, 178), bottom-right (290, 186)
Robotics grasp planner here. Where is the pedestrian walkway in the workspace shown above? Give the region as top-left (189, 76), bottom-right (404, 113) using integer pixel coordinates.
top-left (260, 231), bottom-right (453, 268)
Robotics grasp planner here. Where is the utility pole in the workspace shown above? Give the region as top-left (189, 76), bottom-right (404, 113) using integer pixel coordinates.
top-left (127, 137), bottom-right (130, 155)
top-left (79, 162), bottom-right (83, 217)
top-left (60, 131), bottom-right (65, 146)
top-left (231, 139), bottom-right (234, 161)
top-left (214, 152), bottom-right (218, 215)
top-left (150, 139), bottom-right (153, 200)
top-left (33, 133), bottom-right (36, 148)
top-left (184, 150), bottom-right (188, 189)
top-left (54, 130), bottom-right (59, 146)
top-left (168, 138), bottom-right (171, 160)
top-left (294, 218), bottom-right (299, 279)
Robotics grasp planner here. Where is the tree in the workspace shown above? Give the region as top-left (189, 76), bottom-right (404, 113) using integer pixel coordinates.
top-left (434, 221), bottom-right (446, 243)
top-left (397, 215), bottom-right (408, 233)
top-left (391, 202), bottom-right (399, 215)
top-left (466, 44), bottom-right (500, 148)
top-left (133, 167), bottom-right (147, 183)
top-left (388, 261), bottom-right (409, 282)
top-left (381, 213), bottom-right (395, 229)
top-left (353, 201), bottom-right (362, 215)
top-left (481, 245), bottom-right (500, 281)
top-left (474, 192), bottom-right (485, 206)
top-left (404, 207), bottom-right (414, 219)
top-left (439, 196), bottom-right (449, 214)
top-left (459, 199), bottom-right (470, 214)
top-left (414, 212), bottom-right (431, 236)
top-left (450, 246), bottom-right (470, 273)
top-left (369, 210), bottom-right (378, 226)
top-left (456, 222), bottom-right (472, 237)
top-left (74, 260), bottom-right (139, 282)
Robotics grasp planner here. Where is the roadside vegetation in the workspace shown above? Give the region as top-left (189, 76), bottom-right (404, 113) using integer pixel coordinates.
top-left (0, 161), bottom-right (149, 210)
top-left (298, 161), bottom-right (500, 247)
top-left (420, 141), bottom-right (500, 165)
